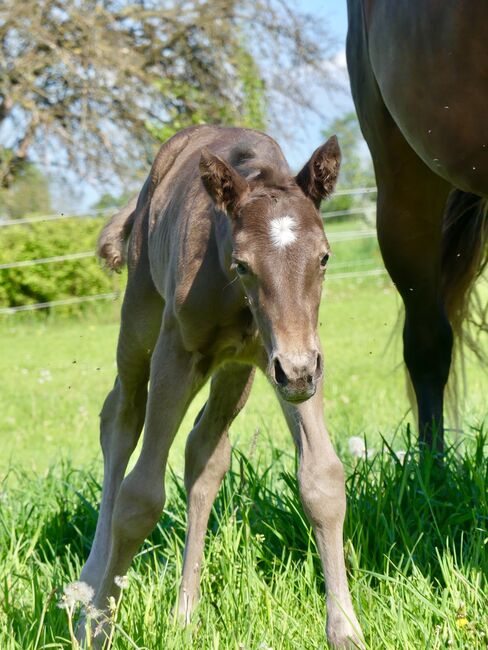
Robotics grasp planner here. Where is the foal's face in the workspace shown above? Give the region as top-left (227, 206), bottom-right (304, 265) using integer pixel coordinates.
top-left (231, 194), bottom-right (329, 402)
top-left (200, 136), bottom-right (341, 403)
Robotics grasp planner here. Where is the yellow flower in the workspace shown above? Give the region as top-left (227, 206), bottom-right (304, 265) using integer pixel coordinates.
top-left (456, 617), bottom-right (468, 629)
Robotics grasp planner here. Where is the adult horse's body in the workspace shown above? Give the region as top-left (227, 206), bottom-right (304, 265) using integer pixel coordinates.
top-left (347, 0), bottom-right (488, 450)
top-left (80, 125), bottom-right (363, 648)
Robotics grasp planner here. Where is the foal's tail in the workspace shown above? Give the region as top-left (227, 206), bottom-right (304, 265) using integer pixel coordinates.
top-left (441, 190), bottom-right (488, 359)
top-left (97, 195), bottom-right (138, 271)
top-left (97, 131), bottom-right (192, 271)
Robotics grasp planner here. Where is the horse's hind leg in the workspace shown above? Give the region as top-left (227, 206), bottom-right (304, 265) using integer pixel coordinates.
top-left (177, 363), bottom-right (255, 622)
top-left (80, 282), bottom-right (163, 591)
top-left (347, 24), bottom-right (452, 450)
top-left (376, 162), bottom-right (453, 450)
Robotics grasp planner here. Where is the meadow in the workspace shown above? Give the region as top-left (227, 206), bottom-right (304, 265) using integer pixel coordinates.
top-left (0, 224), bottom-right (487, 649)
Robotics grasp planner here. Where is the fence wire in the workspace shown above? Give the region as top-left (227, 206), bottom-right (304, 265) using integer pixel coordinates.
top-left (0, 188), bottom-right (386, 313)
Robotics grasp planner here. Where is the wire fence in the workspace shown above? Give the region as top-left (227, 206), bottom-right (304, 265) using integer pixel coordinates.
top-left (0, 187), bottom-right (386, 313)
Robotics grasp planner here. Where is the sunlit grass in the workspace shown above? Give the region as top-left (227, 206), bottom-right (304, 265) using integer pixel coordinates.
top-left (0, 432), bottom-right (487, 649)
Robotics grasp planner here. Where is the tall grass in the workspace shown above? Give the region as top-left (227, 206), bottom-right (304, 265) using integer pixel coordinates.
top-left (1, 427), bottom-right (486, 649)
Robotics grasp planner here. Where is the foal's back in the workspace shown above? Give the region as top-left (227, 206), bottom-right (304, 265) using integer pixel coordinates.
top-left (126, 125), bottom-right (291, 351)
top-left (134, 126), bottom-right (288, 291)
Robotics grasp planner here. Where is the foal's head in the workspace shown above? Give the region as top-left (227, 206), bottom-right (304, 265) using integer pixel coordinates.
top-left (200, 137), bottom-right (341, 403)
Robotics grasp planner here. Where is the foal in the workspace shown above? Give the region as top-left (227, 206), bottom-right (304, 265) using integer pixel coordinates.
top-left (81, 125), bottom-right (363, 648)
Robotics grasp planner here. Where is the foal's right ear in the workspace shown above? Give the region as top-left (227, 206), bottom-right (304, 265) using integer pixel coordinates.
top-left (200, 148), bottom-right (249, 215)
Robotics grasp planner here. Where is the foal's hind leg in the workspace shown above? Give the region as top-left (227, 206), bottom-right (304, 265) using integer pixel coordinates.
top-left (177, 363), bottom-right (255, 622)
top-left (91, 324), bottom-right (204, 619)
top-left (80, 283), bottom-right (163, 591)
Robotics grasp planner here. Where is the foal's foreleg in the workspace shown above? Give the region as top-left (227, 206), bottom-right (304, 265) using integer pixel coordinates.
top-left (281, 385), bottom-right (363, 650)
top-left (177, 363), bottom-right (255, 622)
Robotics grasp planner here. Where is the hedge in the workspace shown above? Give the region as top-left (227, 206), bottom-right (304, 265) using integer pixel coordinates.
top-left (0, 216), bottom-right (121, 313)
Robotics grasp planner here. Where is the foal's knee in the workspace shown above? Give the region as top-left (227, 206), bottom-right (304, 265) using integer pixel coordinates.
top-left (299, 457), bottom-right (346, 528)
top-left (112, 470), bottom-right (165, 542)
top-left (100, 379), bottom-right (146, 458)
top-left (184, 427), bottom-right (231, 491)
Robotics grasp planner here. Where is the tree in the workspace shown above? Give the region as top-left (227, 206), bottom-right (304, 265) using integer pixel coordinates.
top-left (0, 0), bottom-right (336, 188)
top-left (0, 157), bottom-right (51, 218)
top-left (321, 112), bottom-right (376, 222)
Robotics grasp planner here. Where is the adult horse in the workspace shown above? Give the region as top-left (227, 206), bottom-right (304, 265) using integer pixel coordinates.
top-left (347, 0), bottom-right (487, 451)
top-left (80, 125), bottom-right (363, 648)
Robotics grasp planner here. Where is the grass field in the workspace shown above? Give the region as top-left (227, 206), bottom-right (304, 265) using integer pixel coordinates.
top-left (0, 233), bottom-right (487, 649)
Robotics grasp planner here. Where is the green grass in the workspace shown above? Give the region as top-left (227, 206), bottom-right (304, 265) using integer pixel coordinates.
top-left (1, 437), bottom-right (487, 649)
top-left (0, 257), bottom-right (487, 648)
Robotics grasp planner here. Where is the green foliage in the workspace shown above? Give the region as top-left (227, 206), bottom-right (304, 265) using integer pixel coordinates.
top-left (0, 278), bottom-right (486, 648)
top-left (91, 192), bottom-right (133, 212)
top-left (0, 217), bottom-right (119, 312)
top-left (0, 157), bottom-right (51, 219)
top-left (146, 45), bottom-right (266, 143)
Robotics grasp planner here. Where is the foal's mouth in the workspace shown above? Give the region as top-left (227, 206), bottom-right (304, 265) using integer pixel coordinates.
top-left (277, 385), bottom-right (317, 404)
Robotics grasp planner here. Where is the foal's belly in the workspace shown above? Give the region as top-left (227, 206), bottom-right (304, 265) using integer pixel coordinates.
top-left (368, 0), bottom-right (488, 196)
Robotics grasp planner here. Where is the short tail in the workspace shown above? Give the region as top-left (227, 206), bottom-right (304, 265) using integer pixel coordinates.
top-left (441, 189), bottom-right (488, 359)
top-left (97, 130), bottom-right (192, 272)
top-left (97, 195), bottom-right (138, 271)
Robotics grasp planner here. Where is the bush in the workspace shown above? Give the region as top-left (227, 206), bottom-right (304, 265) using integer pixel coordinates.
top-left (0, 216), bottom-right (121, 313)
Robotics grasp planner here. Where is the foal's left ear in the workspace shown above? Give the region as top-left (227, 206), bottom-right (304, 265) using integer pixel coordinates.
top-left (200, 148), bottom-right (249, 215)
top-left (295, 135), bottom-right (341, 208)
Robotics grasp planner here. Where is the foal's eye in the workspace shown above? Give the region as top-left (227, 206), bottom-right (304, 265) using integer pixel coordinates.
top-left (234, 261), bottom-right (248, 276)
top-left (320, 253), bottom-right (330, 269)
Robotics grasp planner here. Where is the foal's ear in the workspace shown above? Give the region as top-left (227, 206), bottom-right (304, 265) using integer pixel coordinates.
top-left (200, 148), bottom-right (249, 215)
top-left (295, 135), bottom-right (341, 208)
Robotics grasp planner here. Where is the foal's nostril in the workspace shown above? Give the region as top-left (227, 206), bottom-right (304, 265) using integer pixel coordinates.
top-left (314, 353), bottom-right (323, 380)
top-left (273, 358), bottom-right (288, 387)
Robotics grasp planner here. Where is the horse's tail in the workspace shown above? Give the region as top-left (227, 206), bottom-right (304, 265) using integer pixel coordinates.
top-left (441, 189), bottom-right (488, 358)
top-left (97, 194), bottom-right (138, 271)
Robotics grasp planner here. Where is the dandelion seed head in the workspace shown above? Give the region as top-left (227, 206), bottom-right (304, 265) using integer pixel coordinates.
top-left (84, 604), bottom-right (103, 619)
top-left (62, 581), bottom-right (94, 607)
top-left (114, 574), bottom-right (129, 589)
top-left (348, 436), bottom-right (365, 458)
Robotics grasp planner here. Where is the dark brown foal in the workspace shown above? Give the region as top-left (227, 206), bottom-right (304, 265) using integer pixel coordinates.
top-left (79, 126), bottom-right (363, 649)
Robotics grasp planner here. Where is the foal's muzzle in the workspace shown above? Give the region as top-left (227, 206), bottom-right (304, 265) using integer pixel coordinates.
top-left (270, 350), bottom-right (322, 403)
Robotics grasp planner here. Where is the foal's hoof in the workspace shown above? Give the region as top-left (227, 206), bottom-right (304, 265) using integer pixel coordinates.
top-left (76, 614), bottom-right (108, 650)
top-left (327, 616), bottom-right (365, 649)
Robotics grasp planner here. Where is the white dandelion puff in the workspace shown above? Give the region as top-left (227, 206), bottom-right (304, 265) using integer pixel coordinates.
top-left (348, 436), bottom-right (375, 459)
top-left (348, 436), bottom-right (365, 458)
top-left (114, 575), bottom-right (129, 589)
top-left (394, 450), bottom-right (407, 465)
top-left (61, 581), bottom-right (94, 608)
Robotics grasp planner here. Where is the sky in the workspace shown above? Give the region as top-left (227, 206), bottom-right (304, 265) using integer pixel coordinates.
top-left (276, 0), bottom-right (354, 171)
top-left (57, 1), bottom-right (355, 211)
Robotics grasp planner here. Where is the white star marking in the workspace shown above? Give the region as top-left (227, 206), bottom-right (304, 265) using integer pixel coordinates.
top-left (269, 216), bottom-right (297, 248)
